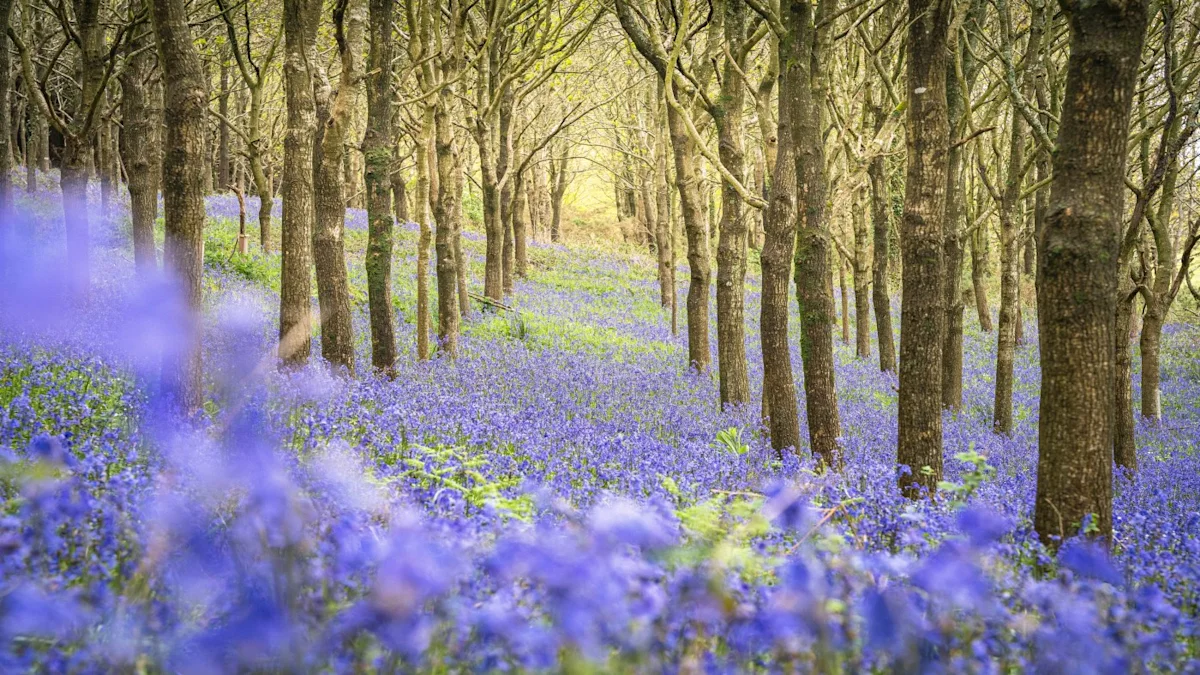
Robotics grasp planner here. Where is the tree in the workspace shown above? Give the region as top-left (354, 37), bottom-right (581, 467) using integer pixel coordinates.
top-left (312, 0), bottom-right (362, 373)
top-left (120, 0), bottom-right (160, 275)
top-left (897, 0), bottom-right (951, 497)
top-left (1035, 0), bottom-right (1147, 549)
top-left (758, 0), bottom-right (801, 454)
top-left (11, 0), bottom-right (134, 295)
top-left (151, 0), bottom-right (208, 411)
top-left (364, 0), bottom-right (397, 372)
top-left (215, 0), bottom-right (283, 251)
top-left (279, 0), bottom-right (320, 365)
top-left (789, 0), bottom-right (842, 469)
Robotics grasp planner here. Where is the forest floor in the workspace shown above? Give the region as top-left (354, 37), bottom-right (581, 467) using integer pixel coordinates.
top-left (1, 179), bottom-right (1198, 670)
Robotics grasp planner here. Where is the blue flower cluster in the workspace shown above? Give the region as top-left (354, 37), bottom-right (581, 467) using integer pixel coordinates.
top-left (0, 183), bottom-right (1197, 671)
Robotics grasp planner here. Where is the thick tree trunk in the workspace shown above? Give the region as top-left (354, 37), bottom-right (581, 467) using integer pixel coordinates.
top-left (714, 0), bottom-right (751, 408)
top-left (279, 0), bottom-right (319, 365)
top-left (311, 0), bottom-right (360, 375)
top-left (869, 104), bottom-right (896, 373)
top-left (1035, 0), bottom-right (1146, 549)
top-left (898, 0), bottom-right (950, 497)
top-left (1140, 307), bottom-right (1163, 421)
top-left (151, 0), bottom-right (208, 412)
top-left (120, 9), bottom-right (160, 274)
top-left (791, 0), bottom-right (841, 470)
top-left (710, 0), bottom-right (748, 408)
top-left (760, 36), bottom-right (800, 453)
top-left (364, 0), bottom-right (397, 372)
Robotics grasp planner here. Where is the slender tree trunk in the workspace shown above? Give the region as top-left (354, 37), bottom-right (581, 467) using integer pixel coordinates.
top-left (454, 166), bottom-right (470, 318)
top-left (279, 0), bottom-right (319, 365)
top-left (218, 57), bottom-right (231, 189)
top-left (853, 190), bottom-right (871, 359)
top-left (1035, 0), bottom-right (1146, 550)
top-left (760, 32), bottom-right (800, 453)
top-left (120, 5), bottom-right (160, 274)
top-left (511, 169), bottom-right (527, 282)
top-left (0, 0), bottom-right (15, 232)
top-left (869, 103), bottom-right (896, 372)
top-left (249, 86), bottom-right (273, 250)
top-left (838, 253), bottom-right (850, 344)
top-left (432, 97), bottom-right (461, 356)
top-left (311, 0), bottom-right (360, 374)
top-left (413, 108), bottom-right (434, 360)
top-left (364, 0), bottom-right (397, 373)
top-left (151, 0), bottom-right (208, 412)
top-left (654, 131), bottom-right (673, 311)
top-left (550, 154), bottom-right (568, 244)
top-left (714, 0), bottom-right (751, 408)
top-left (666, 106), bottom-right (711, 373)
top-left (898, 0), bottom-right (950, 497)
top-left (1113, 275), bottom-right (1137, 472)
top-left (792, 0), bottom-right (841, 469)
top-left (970, 223), bottom-right (993, 330)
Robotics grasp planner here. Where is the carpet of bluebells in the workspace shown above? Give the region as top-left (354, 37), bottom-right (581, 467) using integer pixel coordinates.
top-left (1, 176), bottom-right (1199, 673)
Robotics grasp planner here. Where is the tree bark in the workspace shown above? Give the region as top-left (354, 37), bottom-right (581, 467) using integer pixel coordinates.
top-left (311, 0), bottom-right (360, 374)
top-left (869, 102), bottom-right (896, 373)
top-left (279, 0), bottom-right (319, 365)
top-left (852, 189), bottom-right (871, 360)
top-left (970, 222), bottom-right (993, 330)
top-left (714, 0), bottom-right (751, 408)
top-left (898, 0), bottom-right (951, 497)
top-left (1035, 0), bottom-right (1146, 549)
top-left (364, 0), bottom-right (397, 372)
top-left (760, 26), bottom-right (800, 453)
top-left (218, 56), bottom-right (231, 189)
top-left (0, 0), bottom-right (16, 232)
top-left (120, 2), bottom-right (160, 274)
top-left (1113, 274), bottom-right (1136, 472)
top-left (151, 0), bottom-right (208, 412)
top-left (792, 0), bottom-right (842, 470)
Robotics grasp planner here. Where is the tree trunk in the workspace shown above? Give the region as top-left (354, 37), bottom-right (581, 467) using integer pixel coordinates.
top-left (311, 0), bottom-right (360, 375)
top-left (432, 94), bottom-right (461, 357)
top-left (970, 223), bottom-right (993, 330)
top-left (364, 0), bottom-right (397, 373)
top-left (853, 190), bottom-right (871, 359)
top-left (838, 253), bottom-right (850, 344)
top-left (760, 31), bottom-right (800, 453)
top-left (511, 169), bottom-right (527, 282)
top-left (412, 108), bottom-right (434, 361)
top-left (1035, 0), bottom-right (1146, 550)
top-left (713, 0), bottom-right (751, 408)
top-left (898, 0), bottom-right (950, 497)
top-left (791, 0), bottom-right (841, 470)
top-left (666, 106), bottom-right (711, 374)
top-left (549, 153), bottom-right (568, 244)
top-left (654, 128), bottom-right (673, 311)
top-left (120, 6), bottom-right (160, 274)
top-left (0, 0), bottom-right (15, 230)
top-left (249, 85), bottom-right (273, 251)
top-left (151, 0), bottom-right (208, 412)
top-left (1113, 276), bottom-right (1136, 472)
top-left (218, 57), bottom-right (231, 189)
top-left (279, 0), bottom-right (319, 365)
top-left (869, 103), bottom-right (896, 373)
